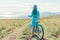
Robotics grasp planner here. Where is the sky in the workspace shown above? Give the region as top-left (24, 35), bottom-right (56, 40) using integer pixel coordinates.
top-left (0, 0), bottom-right (60, 18)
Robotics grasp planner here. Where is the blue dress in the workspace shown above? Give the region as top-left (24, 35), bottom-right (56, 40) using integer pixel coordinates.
top-left (29, 11), bottom-right (40, 27)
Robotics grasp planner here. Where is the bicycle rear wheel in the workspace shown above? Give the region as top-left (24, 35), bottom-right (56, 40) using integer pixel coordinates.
top-left (35, 24), bottom-right (44, 40)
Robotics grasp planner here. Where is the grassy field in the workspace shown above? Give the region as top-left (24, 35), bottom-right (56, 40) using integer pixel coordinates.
top-left (41, 15), bottom-right (60, 40)
top-left (0, 19), bottom-right (30, 39)
top-left (18, 15), bottom-right (60, 40)
top-left (0, 15), bottom-right (60, 40)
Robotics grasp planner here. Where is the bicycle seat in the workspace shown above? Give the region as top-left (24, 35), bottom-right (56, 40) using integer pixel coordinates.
top-left (35, 20), bottom-right (40, 23)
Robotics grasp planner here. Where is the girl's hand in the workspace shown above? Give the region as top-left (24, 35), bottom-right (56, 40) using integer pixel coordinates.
top-left (28, 15), bottom-right (30, 17)
top-left (28, 15), bottom-right (31, 17)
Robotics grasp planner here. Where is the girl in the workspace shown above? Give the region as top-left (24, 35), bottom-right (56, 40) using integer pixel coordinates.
top-left (29, 5), bottom-right (40, 37)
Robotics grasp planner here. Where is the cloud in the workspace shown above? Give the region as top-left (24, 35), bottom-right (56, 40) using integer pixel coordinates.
top-left (0, 0), bottom-right (60, 18)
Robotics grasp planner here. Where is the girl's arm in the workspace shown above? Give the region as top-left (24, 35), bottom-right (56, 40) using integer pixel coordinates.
top-left (37, 11), bottom-right (40, 19)
top-left (35, 11), bottom-right (40, 20)
top-left (28, 13), bottom-right (33, 17)
top-left (28, 15), bottom-right (32, 17)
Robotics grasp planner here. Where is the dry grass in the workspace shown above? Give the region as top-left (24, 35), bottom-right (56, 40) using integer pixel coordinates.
top-left (0, 19), bottom-right (30, 39)
top-left (0, 15), bottom-right (60, 40)
top-left (18, 15), bottom-right (60, 40)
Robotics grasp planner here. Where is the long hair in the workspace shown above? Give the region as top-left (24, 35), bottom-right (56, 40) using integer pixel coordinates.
top-left (32, 5), bottom-right (37, 15)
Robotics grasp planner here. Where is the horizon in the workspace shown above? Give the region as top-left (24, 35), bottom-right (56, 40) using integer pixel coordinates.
top-left (0, 12), bottom-right (60, 19)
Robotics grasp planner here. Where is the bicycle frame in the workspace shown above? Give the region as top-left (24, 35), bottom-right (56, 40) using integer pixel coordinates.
top-left (30, 22), bottom-right (44, 33)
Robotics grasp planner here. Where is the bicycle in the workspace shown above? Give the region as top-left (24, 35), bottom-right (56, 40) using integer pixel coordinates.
top-left (29, 21), bottom-right (44, 40)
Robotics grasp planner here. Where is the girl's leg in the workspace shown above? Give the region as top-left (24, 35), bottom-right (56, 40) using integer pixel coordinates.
top-left (29, 27), bottom-right (35, 40)
top-left (32, 27), bottom-right (34, 36)
top-left (29, 27), bottom-right (34, 40)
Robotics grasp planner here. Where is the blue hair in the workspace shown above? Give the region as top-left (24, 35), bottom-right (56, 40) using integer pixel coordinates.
top-left (32, 5), bottom-right (37, 15)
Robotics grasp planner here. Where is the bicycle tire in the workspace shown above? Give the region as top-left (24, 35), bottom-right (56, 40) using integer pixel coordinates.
top-left (36, 24), bottom-right (44, 40)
